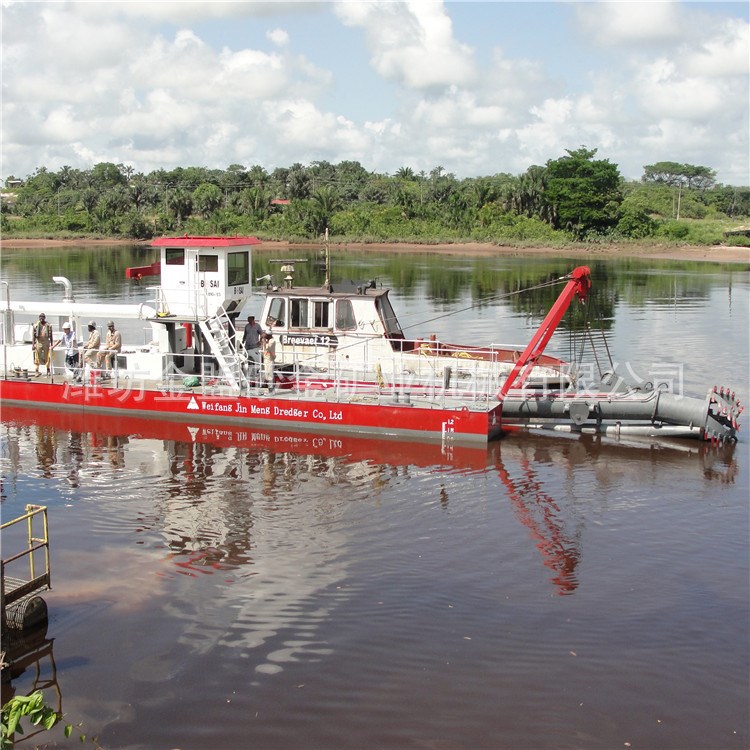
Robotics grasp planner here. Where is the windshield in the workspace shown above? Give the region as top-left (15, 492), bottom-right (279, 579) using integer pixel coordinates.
top-left (375, 294), bottom-right (403, 336)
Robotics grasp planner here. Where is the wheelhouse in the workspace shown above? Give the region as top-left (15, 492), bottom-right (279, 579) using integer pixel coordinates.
top-left (260, 285), bottom-right (406, 351)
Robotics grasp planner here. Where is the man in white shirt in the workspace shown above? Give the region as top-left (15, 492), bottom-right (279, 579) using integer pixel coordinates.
top-left (56, 321), bottom-right (79, 371)
top-left (262, 332), bottom-right (276, 390)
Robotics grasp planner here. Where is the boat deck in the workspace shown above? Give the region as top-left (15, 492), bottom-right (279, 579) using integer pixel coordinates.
top-left (15, 369), bottom-right (500, 411)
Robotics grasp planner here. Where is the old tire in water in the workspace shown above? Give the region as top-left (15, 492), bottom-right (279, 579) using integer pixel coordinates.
top-left (6, 595), bottom-right (48, 632)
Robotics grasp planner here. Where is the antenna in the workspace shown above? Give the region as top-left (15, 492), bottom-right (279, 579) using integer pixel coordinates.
top-left (324, 227), bottom-right (330, 290)
top-left (269, 258), bottom-right (308, 289)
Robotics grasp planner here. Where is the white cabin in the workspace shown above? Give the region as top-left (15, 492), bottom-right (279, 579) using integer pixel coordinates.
top-left (151, 236), bottom-right (260, 318)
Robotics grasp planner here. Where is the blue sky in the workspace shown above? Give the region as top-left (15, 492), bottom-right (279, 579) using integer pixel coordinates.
top-left (2, 1), bottom-right (748, 185)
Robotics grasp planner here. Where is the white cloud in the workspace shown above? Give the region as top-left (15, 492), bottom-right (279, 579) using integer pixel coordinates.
top-left (576, 2), bottom-right (685, 45)
top-left (38, 4), bottom-right (139, 70)
top-left (635, 59), bottom-right (725, 120)
top-left (267, 28), bottom-right (290, 47)
top-left (261, 98), bottom-right (369, 158)
top-left (40, 106), bottom-right (87, 143)
top-left (74, 1), bottom-right (308, 24)
top-left (685, 17), bottom-right (749, 77)
top-left (109, 89), bottom-right (197, 141)
top-left (0, 1), bottom-right (747, 184)
top-left (334, 0), bottom-right (476, 89)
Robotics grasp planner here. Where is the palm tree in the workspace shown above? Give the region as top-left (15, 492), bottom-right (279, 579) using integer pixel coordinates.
top-left (234, 186), bottom-right (269, 220)
top-left (192, 183), bottom-right (223, 219)
top-left (287, 165), bottom-right (311, 200)
top-left (58, 165), bottom-right (73, 186)
top-left (395, 166), bottom-right (415, 181)
top-left (309, 186), bottom-right (342, 235)
top-left (247, 165), bottom-right (269, 187)
top-left (129, 175), bottom-right (149, 212)
top-left (167, 188), bottom-right (193, 227)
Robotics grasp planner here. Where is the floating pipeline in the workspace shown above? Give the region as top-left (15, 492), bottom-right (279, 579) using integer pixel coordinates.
top-left (500, 383), bottom-right (741, 443)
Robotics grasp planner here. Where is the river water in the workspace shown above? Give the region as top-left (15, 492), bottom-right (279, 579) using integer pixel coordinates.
top-left (1, 246), bottom-right (748, 749)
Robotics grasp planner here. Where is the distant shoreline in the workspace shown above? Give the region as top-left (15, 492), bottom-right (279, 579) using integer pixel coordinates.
top-left (1, 237), bottom-right (748, 264)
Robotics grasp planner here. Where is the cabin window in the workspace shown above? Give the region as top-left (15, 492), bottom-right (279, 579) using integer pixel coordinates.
top-left (199, 254), bottom-right (218, 273)
top-left (312, 300), bottom-right (331, 328)
top-left (165, 248), bottom-right (185, 265)
top-left (266, 298), bottom-right (285, 327)
top-left (376, 295), bottom-right (403, 336)
top-left (228, 252), bottom-right (249, 286)
top-left (290, 298), bottom-right (309, 328)
top-left (335, 299), bottom-right (356, 331)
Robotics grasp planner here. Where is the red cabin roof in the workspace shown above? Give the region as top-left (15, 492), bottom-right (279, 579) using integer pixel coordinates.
top-left (150, 236), bottom-right (261, 247)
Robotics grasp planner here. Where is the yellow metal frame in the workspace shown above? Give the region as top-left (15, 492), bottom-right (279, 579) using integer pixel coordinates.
top-left (1, 504), bottom-right (51, 610)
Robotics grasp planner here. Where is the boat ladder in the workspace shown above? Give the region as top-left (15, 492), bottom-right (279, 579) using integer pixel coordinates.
top-left (198, 308), bottom-right (249, 391)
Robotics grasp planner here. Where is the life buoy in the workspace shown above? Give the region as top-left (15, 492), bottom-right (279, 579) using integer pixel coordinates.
top-left (183, 323), bottom-right (192, 349)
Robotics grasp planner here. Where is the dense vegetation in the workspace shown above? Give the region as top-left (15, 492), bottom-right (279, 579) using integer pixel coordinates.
top-left (2, 148), bottom-right (749, 246)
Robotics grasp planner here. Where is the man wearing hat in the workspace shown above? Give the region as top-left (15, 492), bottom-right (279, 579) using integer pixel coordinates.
top-left (97, 320), bottom-right (122, 373)
top-left (81, 320), bottom-right (101, 369)
top-left (32, 312), bottom-right (53, 375)
top-left (55, 321), bottom-right (79, 372)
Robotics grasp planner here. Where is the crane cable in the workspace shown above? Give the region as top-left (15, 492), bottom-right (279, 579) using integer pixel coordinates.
top-left (396, 274), bottom-right (575, 335)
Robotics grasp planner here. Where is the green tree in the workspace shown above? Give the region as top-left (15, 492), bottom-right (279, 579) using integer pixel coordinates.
top-left (642, 161), bottom-right (716, 191)
top-left (704, 185), bottom-right (750, 217)
top-left (509, 165), bottom-right (554, 223)
top-left (359, 178), bottom-right (389, 204)
top-left (166, 187), bottom-right (193, 226)
top-left (89, 162), bottom-right (127, 190)
top-left (395, 166), bottom-right (415, 180)
top-left (2, 154), bottom-right (747, 243)
top-left (309, 185), bottom-right (342, 236)
top-left (287, 164), bottom-right (311, 199)
top-left (192, 182), bottom-right (223, 219)
top-left (642, 161), bottom-right (718, 220)
top-left (129, 174), bottom-right (150, 212)
top-left (233, 186), bottom-right (269, 221)
top-left (334, 160), bottom-right (371, 201)
top-left (616, 191), bottom-right (658, 238)
top-left (80, 188), bottom-right (99, 216)
top-left (545, 147), bottom-right (622, 237)
top-left (425, 166), bottom-right (457, 206)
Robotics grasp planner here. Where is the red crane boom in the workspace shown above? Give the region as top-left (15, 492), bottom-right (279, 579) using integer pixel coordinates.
top-left (498, 266), bottom-right (591, 399)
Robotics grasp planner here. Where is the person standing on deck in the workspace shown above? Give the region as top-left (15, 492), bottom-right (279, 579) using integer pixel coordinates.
top-left (242, 315), bottom-right (264, 379)
top-left (32, 312), bottom-right (53, 375)
top-left (261, 332), bottom-right (276, 390)
top-left (55, 321), bottom-right (79, 373)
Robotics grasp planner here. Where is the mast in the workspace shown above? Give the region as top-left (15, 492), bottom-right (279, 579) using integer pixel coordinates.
top-left (324, 227), bottom-right (330, 291)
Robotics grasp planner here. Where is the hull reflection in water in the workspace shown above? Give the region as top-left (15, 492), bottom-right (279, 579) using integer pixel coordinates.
top-left (0, 400), bottom-right (741, 746)
top-left (1, 404), bottom-right (490, 684)
top-left (2, 404), bottom-right (737, 603)
top-left (0, 404), bottom-right (488, 473)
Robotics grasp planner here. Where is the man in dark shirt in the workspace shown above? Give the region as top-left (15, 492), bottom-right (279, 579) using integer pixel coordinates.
top-left (241, 315), bottom-right (263, 379)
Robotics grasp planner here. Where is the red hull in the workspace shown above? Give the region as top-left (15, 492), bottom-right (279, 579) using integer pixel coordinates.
top-left (0, 377), bottom-right (499, 445)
